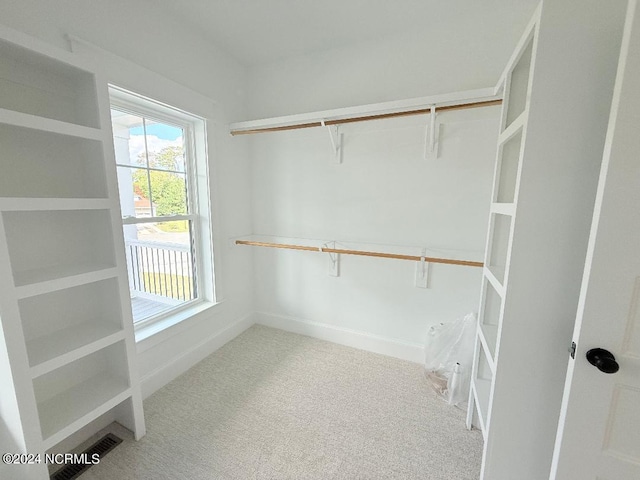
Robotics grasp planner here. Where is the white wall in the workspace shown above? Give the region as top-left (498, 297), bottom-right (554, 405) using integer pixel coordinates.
top-left (245, 5), bottom-right (536, 119)
top-left (0, 0), bottom-right (255, 397)
top-left (242, 5), bottom-right (530, 360)
top-left (249, 107), bottom-right (500, 360)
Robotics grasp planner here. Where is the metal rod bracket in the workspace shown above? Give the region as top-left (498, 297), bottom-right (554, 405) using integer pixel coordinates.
top-left (321, 120), bottom-right (342, 163)
top-left (424, 105), bottom-right (440, 160)
top-left (324, 241), bottom-right (341, 276)
top-left (415, 250), bottom-right (430, 288)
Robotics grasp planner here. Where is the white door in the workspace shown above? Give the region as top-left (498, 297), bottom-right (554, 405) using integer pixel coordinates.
top-left (550, 1), bottom-right (640, 478)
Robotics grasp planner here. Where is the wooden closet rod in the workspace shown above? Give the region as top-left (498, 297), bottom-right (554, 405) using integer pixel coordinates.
top-left (235, 239), bottom-right (484, 268)
top-left (230, 99), bottom-right (502, 136)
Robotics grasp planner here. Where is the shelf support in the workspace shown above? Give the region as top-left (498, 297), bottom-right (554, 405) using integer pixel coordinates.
top-left (323, 241), bottom-right (341, 276)
top-left (424, 105), bottom-right (440, 160)
top-left (321, 120), bottom-right (342, 163)
top-left (415, 249), bottom-right (430, 288)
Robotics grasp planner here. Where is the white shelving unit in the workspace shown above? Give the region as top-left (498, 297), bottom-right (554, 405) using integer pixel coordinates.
top-left (466, 1), bottom-right (537, 450)
top-left (466, 1), bottom-right (624, 478)
top-left (0, 27), bottom-right (144, 479)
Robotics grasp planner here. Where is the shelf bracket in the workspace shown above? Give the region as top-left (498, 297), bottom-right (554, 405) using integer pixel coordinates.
top-left (424, 105), bottom-right (440, 160)
top-left (415, 249), bottom-right (430, 288)
top-left (321, 120), bottom-right (342, 163)
top-left (323, 241), bottom-right (341, 277)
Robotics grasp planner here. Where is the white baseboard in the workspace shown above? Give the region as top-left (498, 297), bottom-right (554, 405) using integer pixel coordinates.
top-left (255, 311), bottom-right (425, 364)
top-left (140, 311), bottom-right (424, 398)
top-left (140, 312), bottom-right (254, 398)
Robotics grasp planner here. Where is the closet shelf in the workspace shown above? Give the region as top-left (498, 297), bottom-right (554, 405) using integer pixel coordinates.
top-left (479, 324), bottom-right (498, 372)
top-left (0, 107), bottom-right (103, 140)
top-left (498, 110), bottom-right (527, 145)
top-left (15, 266), bottom-right (119, 299)
top-left (473, 378), bottom-right (492, 439)
top-left (235, 235), bottom-right (484, 268)
top-left (39, 377), bottom-right (130, 450)
top-left (484, 266), bottom-right (506, 296)
top-left (230, 87), bottom-right (502, 135)
top-left (491, 202), bottom-right (516, 216)
top-left (0, 198), bottom-right (111, 212)
top-left (29, 327), bottom-right (124, 378)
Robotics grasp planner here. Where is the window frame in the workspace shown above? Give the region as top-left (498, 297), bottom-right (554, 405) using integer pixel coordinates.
top-left (109, 86), bottom-right (214, 330)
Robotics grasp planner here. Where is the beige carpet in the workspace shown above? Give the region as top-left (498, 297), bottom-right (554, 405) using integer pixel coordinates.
top-left (80, 325), bottom-right (483, 479)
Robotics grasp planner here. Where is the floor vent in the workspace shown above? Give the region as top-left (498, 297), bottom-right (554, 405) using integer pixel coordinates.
top-left (50, 433), bottom-right (123, 480)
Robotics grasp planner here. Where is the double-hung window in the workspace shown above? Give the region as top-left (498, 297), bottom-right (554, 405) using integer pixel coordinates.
top-left (109, 87), bottom-right (209, 326)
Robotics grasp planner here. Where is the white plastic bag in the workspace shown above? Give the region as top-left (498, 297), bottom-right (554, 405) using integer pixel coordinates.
top-left (424, 312), bottom-right (476, 408)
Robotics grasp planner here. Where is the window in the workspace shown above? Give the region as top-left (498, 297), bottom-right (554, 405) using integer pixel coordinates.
top-left (109, 87), bottom-right (211, 326)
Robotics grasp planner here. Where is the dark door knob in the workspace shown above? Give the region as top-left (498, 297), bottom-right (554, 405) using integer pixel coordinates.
top-left (586, 348), bottom-right (619, 374)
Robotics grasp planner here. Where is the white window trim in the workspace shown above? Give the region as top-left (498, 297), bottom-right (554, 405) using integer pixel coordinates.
top-left (109, 85), bottom-right (218, 336)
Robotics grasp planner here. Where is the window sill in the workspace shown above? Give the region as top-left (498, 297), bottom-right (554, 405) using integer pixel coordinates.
top-left (134, 300), bottom-right (223, 351)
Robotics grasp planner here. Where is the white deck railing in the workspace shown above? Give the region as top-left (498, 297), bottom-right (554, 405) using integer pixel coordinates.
top-left (124, 239), bottom-right (196, 302)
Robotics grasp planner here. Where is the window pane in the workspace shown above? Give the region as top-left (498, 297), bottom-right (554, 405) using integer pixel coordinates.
top-left (140, 120), bottom-right (185, 173)
top-left (117, 166), bottom-right (155, 219)
top-left (123, 220), bottom-right (197, 323)
top-left (110, 88), bottom-right (205, 327)
top-left (149, 171), bottom-right (188, 216)
top-left (111, 109), bottom-right (147, 167)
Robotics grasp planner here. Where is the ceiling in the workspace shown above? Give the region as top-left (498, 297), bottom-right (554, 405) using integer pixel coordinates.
top-left (150, 0), bottom-right (540, 67)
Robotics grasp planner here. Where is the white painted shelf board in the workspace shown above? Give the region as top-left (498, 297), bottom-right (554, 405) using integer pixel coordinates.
top-left (488, 265), bottom-right (506, 288)
top-left (0, 108), bottom-right (103, 140)
top-left (15, 266), bottom-right (118, 299)
top-left (0, 198), bottom-right (111, 212)
top-left (471, 382), bottom-right (488, 440)
top-left (474, 378), bottom-right (492, 434)
top-left (28, 327), bottom-right (124, 378)
top-left (229, 87), bottom-right (500, 132)
top-left (41, 385), bottom-right (131, 450)
top-left (37, 374), bottom-right (129, 443)
top-left (491, 202), bottom-right (516, 216)
top-left (12, 263), bottom-right (116, 289)
top-left (0, 23), bottom-right (95, 74)
top-left (483, 266), bottom-right (505, 298)
top-left (479, 324), bottom-right (498, 371)
top-left (498, 110), bottom-right (526, 145)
